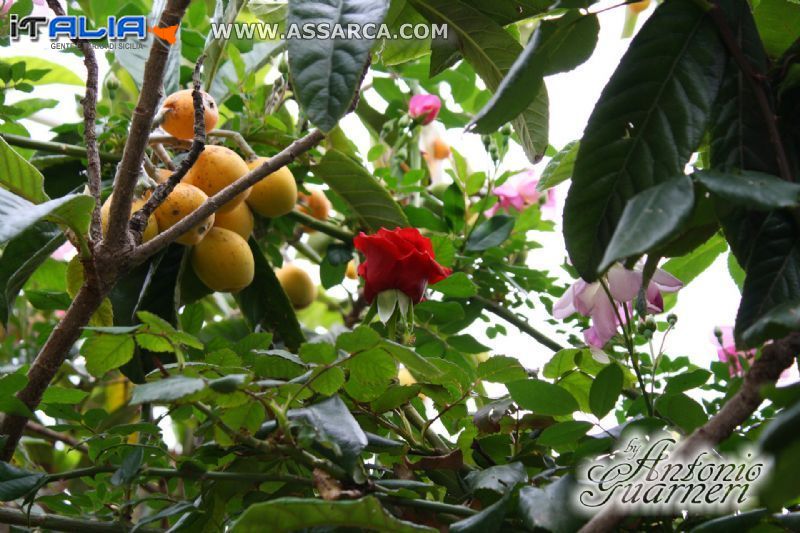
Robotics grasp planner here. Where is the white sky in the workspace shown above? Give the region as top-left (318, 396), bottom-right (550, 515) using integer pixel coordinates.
top-left (1, 1), bottom-right (746, 378)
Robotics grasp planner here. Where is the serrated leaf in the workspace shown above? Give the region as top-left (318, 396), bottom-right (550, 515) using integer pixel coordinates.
top-left (477, 356), bottom-right (527, 383)
top-left (429, 272), bottom-right (477, 298)
top-left (589, 364), bottom-right (623, 418)
top-left (313, 150), bottom-right (408, 231)
top-left (695, 169), bottom-right (800, 210)
top-left (599, 175), bottom-right (695, 273)
top-left (507, 379), bottom-right (579, 416)
top-left (231, 496), bottom-right (435, 532)
top-left (410, 0), bottom-right (549, 162)
top-left (288, 0), bottom-right (388, 131)
top-left (470, 11), bottom-right (598, 133)
top-left (563, 0), bottom-right (725, 280)
top-left (130, 376), bottom-right (206, 405)
top-left (466, 215), bottom-right (514, 252)
top-left (337, 326), bottom-right (381, 352)
top-left (81, 333), bottom-right (136, 377)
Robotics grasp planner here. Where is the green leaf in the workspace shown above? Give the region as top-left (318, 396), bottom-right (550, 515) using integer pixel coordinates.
top-left (379, 0), bottom-right (432, 66)
top-left (382, 341), bottom-right (444, 379)
top-left (470, 12), bottom-right (598, 133)
top-left (518, 476), bottom-right (584, 533)
top-left (537, 140), bottom-right (579, 192)
top-left (337, 326), bottom-right (381, 353)
top-left (310, 366), bottom-right (346, 396)
top-left (0, 135), bottom-right (49, 203)
top-left (231, 496), bottom-right (436, 532)
top-left (111, 447), bottom-right (144, 486)
top-left (300, 342), bottom-right (338, 365)
top-left (664, 369), bottom-right (711, 394)
top-left (450, 491), bottom-right (512, 533)
top-left (741, 299), bottom-right (800, 347)
top-left (209, 41), bottom-right (286, 102)
top-left (734, 212), bottom-right (800, 343)
top-left (598, 175), bottom-right (695, 273)
top-left (235, 238), bottom-right (305, 351)
top-left (41, 387), bottom-right (88, 405)
top-left (81, 333), bottom-right (136, 377)
top-left (130, 376), bottom-right (207, 405)
top-left (0, 57), bottom-right (82, 86)
top-left (466, 215), bottom-right (514, 252)
top-left (589, 364), bottom-right (623, 418)
top-left (537, 421), bottom-right (593, 448)
top-left (0, 463), bottom-right (45, 502)
top-left (430, 272), bottom-right (477, 298)
top-left (0, 222), bottom-right (64, 325)
top-left (563, 0), bottom-right (724, 280)
top-left (410, 0), bottom-right (549, 162)
top-left (691, 509), bottom-right (771, 533)
top-left (287, 0), bottom-right (388, 132)
top-left (662, 233), bottom-right (727, 287)
top-left (466, 462), bottom-right (526, 496)
top-left (655, 393), bottom-right (707, 432)
top-left (753, 0), bottom-right (800, 58)
top-left (507, 379), bottom-right (579, 416)
top-left (695, 169), bottom-right (800, 210)
top-left (313, 150), bottom-right (408, 231)
top-left (346, 347), bottom-right (397, 401)
top-left (477, 356), bottom-right (527, 383)
top-left (203, 0), bottom-right (247, 92)
top-left (0, 188), bottom-right (93, 245)
top-left (404, 205), bottom-right (448, 232)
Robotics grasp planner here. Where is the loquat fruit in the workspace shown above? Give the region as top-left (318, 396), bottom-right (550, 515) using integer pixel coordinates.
top-left (245, 157), bottom-right (298, 218)
top-left (184, 145), bottom-right (251, 213)
top-left (160, 89), bottom-right (219, 140)
top-left (154, 183), bottom-right (215, 246)
top-left (101, 193), bottom-right (159, 243)
top-left (275, 263), bottom-right (317, 310)
top-left (213, 200), bottom-right (254, 239)
top-left (155, 168), bottom-right (172, 184)
top-left (191, 227), bottom-right (254, 293)
top-left (345, 259), bottom-right (358, 280)
top-left (297, 188), bottom-right (331, 231)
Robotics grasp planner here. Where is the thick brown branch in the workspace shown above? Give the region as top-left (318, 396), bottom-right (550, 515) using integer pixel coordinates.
top-left (102, 0), bottom-right (192, 251)
top-left (130, 56), bottom-right (206, 235)
top-left (1, 282), bottom-right (107, 461)
top-left (130, 129), bottom-right (326, 262)
top-left (45, 0), bottom-right (103, 243)
top-left (579, 332), bottom-right (800, 532)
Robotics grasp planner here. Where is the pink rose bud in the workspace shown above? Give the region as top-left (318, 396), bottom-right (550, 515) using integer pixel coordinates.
top-left (408, 94), bottom-right (441, 125)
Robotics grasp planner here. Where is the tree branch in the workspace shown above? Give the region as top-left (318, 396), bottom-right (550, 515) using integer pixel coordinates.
top-left (0, 133), bottom-right (120, 163)
top-left (45, 0), bottom-right (103, 242)
top-left (0, 507), bottom-right (154, 533)
top-left (286, 209), bottom-right (355, 242)
top-left (130, 129), bottom-right (326, 263)
top-left (24, 421), bottom-right (89, 454)
top-left (102, 0), bottom-right (192, 251)
top-left (129, 56), bottom-right (206, 236)
top-left (472, 294), bottom-right (565, 352)
top-left (579, 332), bottom-right (800, 532)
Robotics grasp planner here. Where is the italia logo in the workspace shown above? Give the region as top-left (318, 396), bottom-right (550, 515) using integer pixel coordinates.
top-left (9, 15), bottom-right (178, 44)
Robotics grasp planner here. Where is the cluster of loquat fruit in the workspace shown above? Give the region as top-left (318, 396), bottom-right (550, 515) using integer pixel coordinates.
top-left (100, 89), bottom-right (333, 309)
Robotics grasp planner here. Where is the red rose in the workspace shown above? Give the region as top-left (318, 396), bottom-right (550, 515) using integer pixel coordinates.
top-left (354, 227), bottom-right (452, 304)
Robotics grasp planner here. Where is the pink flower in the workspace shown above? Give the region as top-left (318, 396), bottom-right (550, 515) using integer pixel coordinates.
top-left (1, 0), bottom-right (14, 15)
top-left (714, 326), bottom-right (755, 377)
top-left (554, 264), bottom-right (682, 348)
top-left (484, 170), bottom-right (556, 218)
top-left (51, 242), bottom-right (77, 262)
top-left (408, 94), bottom-right (441, 125)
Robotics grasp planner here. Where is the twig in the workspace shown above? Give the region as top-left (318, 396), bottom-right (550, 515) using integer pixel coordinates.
top-left (375, 493), bottom-right (477, 518)
top-left (0, 507), bottom-right (154, 533)
top-left (130, 56), bottom-right (206, 236)
top-left (103, 0), bottom-right (192, 250)
top-left (45, 0), bottom-right (103, 242)
top-left (24, 421), bottom-right (89, 454)
top-left (402, 404), bottom-right (450, 454)
top-left (286, 210), bottom-right (355, 242)
top-left (579, 332), bottom-right (800, 532)
top-left (708, 0), bottom-right (793, 182)
top-left (0, 133), bottom-right (120, 162)
top-left (472, 294), bottom-right (565, 352)
top-left (131, 129), bottom-right (326, 262)
top-left (151, 143), bottom-right (175, 170)
top-left (208, 129), bottom-right (258, 160)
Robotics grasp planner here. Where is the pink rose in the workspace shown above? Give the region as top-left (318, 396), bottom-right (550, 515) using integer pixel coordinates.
top-left (408, 94), bottom-right (441, 125)
top-left (484, 170), bottom-right (556, 218)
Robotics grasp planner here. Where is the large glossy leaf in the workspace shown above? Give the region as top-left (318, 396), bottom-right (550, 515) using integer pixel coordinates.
top-left (0, 188), bottom-right (93, 244)
top-left (379, 0), bottom-right (431, 66)
top-left (599, 175), bottom-right (695, 273)
top-left (470, 11), bottom-right (598, 133)
top-left (0, 135), bottom-right (48, 203)
top-left (410, 0), bottom-right (549, 162)
top-left (0, 462), bottom-right (45, 502)
top-left (450, 491), bottom-right (512, 533)
top-left (563, 0), bottom-right (725, 280)
top-left (741, 299), bottom-right (800, 347)
top-left (506, 379), bottom-right (579, 416)
top-left (735, 212), bottom-right (800, 342)
top-left (695, 170), bottom-right (800, 211)
top-left (235, 239), bottom-right (305, 351)
top-left (312, 149), bottom-right (408, 230)
top-left (0, 222), bottom-right (64, 326)
top-left (518, 476), bottom-right (584, 533)
top-left (465, 462), bottom-right (526, 496)
top-left (589, 363), bottom-right (623, 418)
top-left (753, 0), bottom-right (800, 58)
top-left (461, 0), bottom-right (550, 25)
top-left (130, 376), bottom-right (207, 405)
top-left (288, 0), bottom-right (388, 132)
top-left (231, 496), bottom-right (436, 532)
